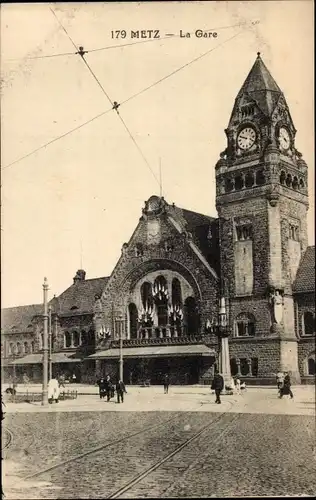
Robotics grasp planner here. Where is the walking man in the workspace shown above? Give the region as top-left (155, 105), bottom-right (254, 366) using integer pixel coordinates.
top-left (97, 377), bottom-right (107, 399)
top-left (211, 369), bottom-right (224, 404)
top-left (163, 373), bottom-right (170, 394)
top-left (276, 371), bottom-right (284, 396)
top-left (279, 371), bottom-right (294, 399)
top-left (116, 379), bottom-right (127, 403)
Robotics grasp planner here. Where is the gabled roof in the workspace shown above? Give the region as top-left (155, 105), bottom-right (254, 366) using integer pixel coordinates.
top-left (52, 277), bottom-right (110, 315)
top-left (1, 304), bottom-right (43, 334)
top-left (293, 246), bottom-right (315, 294)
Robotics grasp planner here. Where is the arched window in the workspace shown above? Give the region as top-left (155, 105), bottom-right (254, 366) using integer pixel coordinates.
top-left (280, 171), bottom-right (286, 185)
top-left (286, 173), bottom-right (292, 187)
top-left (128, 303), bottom-right (138, 339)
top-left (235, 313), bottom-right (255, 337)
top-left (153, 276), bottom-right (169, 327)
top-left (141, 282), bottom-right (153, 309)
top-left (234, 175), bottom-right (244, 191)
top-left (172, 278), bottom-right (182, 306)
top-left (64, 331), bottom-right (71, 348)
top-left (230, 358), bottom-right (238, 376)
top-left (73, 331), bottom-right (80, 347)
top-left (16, 342), bottom-right (22, 355)
top-left (24, 342), bottom-right (29, 354)
top-left (30, 341), bottom-right (35, 353)
top-left (308, 355), bottom-right (315, 376)
top-left (184, 297), bottom-right (199, 335)
top-left (240, 358), bottom-right (249, 376)
top-left (225, 178), bottom-right (234, 193)
top-left (9, 342), bottom-right (14, 355)
top-left (303, 312), bottom-right (315, 336)
top-left (256, 169), bottom-right (265, 186)
top-left (299, 178), bottom-right (305, 189)
top-left (245, 172), bottom-right (254, 188)
top-left (292, 176), bottom-right (299, 190)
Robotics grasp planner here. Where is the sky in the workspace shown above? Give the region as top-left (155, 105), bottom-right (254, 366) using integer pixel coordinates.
top-left (1, 1), bottom-right (314, 308)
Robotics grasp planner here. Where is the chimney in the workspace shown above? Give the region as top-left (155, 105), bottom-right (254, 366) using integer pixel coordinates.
top-left (73, 269), bottom-right (86, 284)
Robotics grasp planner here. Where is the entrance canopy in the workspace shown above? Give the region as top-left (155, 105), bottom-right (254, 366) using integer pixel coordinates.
top-left (88, 344), bottom-right (216, 360)
top-left (10, 352), bottom-right (82, 365)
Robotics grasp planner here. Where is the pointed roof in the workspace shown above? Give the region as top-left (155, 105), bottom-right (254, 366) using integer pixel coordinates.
top-left (238, 53), bottom-right (281, 95)
top-left (293, 246), bottom-right (315, 294)
top-left (235, 53), bottom-right (283, 117)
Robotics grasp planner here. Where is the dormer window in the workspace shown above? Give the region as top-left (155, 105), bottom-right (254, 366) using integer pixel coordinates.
top-left (241, 104), bottom-right (255, 118)
top-left (135, 243), bottom-right (144, 257)
top-left (236, 224), bottom-right (252, 241)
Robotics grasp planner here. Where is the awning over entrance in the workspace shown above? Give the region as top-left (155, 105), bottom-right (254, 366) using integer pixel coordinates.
top-left (11, 352), bottom-right (82, 365)
top-left (88, 344), bottom-right (216, 360)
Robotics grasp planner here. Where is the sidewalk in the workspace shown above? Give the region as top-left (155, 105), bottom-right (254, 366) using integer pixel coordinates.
top-left (3, 385), bottom-right (315, 416)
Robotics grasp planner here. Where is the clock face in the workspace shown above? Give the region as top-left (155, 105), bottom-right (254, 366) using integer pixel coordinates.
top-left (237, 127), bottom-right (256, 150)
top-left (279, 127), bottom-right (290, 150)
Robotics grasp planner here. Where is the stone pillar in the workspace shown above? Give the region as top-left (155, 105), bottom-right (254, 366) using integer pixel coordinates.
top-left (236, 359), bottom-right (241, 376)
top-left (221, 337), bottom-right (232, 390)
top-left (247, 358), bottom-right (252, 376)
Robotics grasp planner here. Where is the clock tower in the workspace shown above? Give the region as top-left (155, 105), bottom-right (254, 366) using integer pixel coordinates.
top-left (215, 53), bottom-right (309, 382)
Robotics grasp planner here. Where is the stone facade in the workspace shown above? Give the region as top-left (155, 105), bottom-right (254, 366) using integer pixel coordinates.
top-left (1, 54), bottom-right (314, 385)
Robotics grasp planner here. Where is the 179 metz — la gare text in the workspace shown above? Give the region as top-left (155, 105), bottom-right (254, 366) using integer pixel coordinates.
top-left (2, 54), bottom-right (315, 387)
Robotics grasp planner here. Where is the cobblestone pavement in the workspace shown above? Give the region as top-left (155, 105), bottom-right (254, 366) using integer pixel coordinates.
top-left (2, 387), bottom-right (315, 498)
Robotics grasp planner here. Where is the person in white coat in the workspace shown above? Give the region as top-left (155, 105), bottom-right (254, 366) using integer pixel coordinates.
top-left (48, 378), bottom-right (60, 404)
top-left (235, 377), bottom-right (241, 395)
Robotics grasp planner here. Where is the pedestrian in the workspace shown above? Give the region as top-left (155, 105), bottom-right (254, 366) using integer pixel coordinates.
top-left (279, 371), bottom-right (294, 399)
top-left (116, 379), bottom-right (127, 403)
top-left (72, 373), bottom-right (77, 384)
top-left (235, 377), bottom-right (241, 395)
top-left (163, 373), bottom-right (170, 394)
top-left (97, 377), bottom-right (107, 399)
top-left (48, 378), bottom-right (60, 404)
top-left (276, 371), bottom-right (284, 395)
top-left (105, 375), bottom-right (112, 402)
top-left (211, 369), bottom-right (224, 404)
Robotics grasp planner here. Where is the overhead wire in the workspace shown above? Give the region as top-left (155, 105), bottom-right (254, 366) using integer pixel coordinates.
top-left (2, 21), bottom-right (248, 171)
top-left (51, 7), bottom-right (160, 187)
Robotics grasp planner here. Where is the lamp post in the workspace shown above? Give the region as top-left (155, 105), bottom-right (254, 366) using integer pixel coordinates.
top-left (42, 277), bottom-right (49, 406)
top-left (48, 305), bottom-right (52, 380)
top-left (117, 314), bottom-right (124, 382)
top-left (207, 297), bottom-right (231, 391)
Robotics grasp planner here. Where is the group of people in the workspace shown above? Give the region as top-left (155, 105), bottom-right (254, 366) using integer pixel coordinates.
top-left (96, 376), bottom-right (127, 403)
top-left (276, 371), bottom-right (294, 399)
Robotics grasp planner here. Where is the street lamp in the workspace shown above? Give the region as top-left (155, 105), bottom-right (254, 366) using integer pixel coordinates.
top-left (118, 315), bottom-right (124, 382)
top-left (48, 305), bottom-right (52, 380)
top-left (206, 297), bottom-right (231, 390)
top-left (42, 277), bottom-right (49, 406)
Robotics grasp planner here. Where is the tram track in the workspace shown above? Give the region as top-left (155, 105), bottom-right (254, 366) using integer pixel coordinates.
top-left (107, 402), bottom-right (239, 499)
top-left (21, 401), bottom-right (211, 482)
top-left (4, 397), bottom-right (240, 499)
top-left (2, 427), bottom-right (13, 451)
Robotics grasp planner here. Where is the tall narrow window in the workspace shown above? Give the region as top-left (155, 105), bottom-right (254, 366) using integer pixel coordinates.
top-left (64, 331), bottom-right (71, 348)
top-left (303, 312), bottom-right (315, 336)
top-left (73, 331), bottom-right (80, 347)
top-left (129, 303), bottom-right (138, 339)
top-left (184, 297), bottom-right (199, 335)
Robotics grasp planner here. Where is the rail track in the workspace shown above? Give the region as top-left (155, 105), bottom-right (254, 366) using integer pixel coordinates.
top-left (2, 427), bottom-right (13, 451)
top-left (14, 399), bottom-right (239, 499)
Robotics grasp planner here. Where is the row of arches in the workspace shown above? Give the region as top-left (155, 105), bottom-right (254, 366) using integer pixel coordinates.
top-left (280, 171), bottom-right (305, 190)
top-left (129, 295), bottom-right (199, 339)
top-left (234, 313), bottom-right (256, 337)
top-left (8, 341), bottom-right (35, 356)
top-left (224, 169), bottom-right (265, 193)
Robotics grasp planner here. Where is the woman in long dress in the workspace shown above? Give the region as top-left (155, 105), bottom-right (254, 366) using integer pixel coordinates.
top-left (48, 378), bottom-right (60, 404)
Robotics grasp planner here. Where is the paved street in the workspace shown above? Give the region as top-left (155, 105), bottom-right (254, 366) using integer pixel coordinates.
top-left (2, 386), bottom-right (316, 498)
